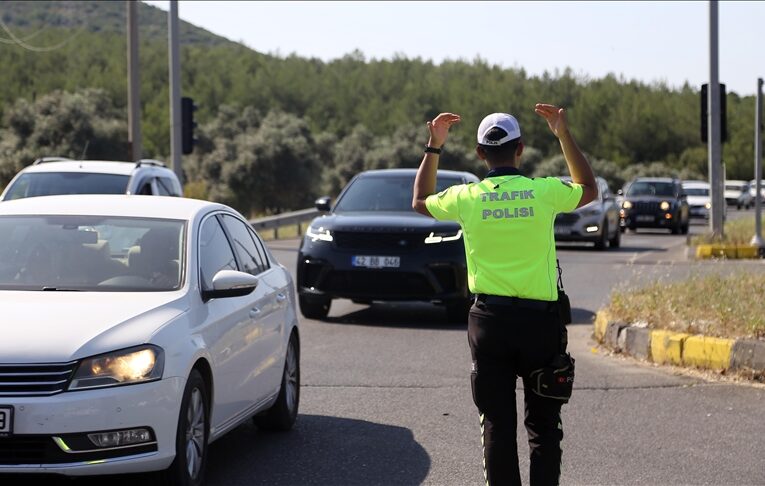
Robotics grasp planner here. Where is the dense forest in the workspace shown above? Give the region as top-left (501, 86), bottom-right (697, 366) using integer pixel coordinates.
top-left (0, 1), bottom-right (760, 216)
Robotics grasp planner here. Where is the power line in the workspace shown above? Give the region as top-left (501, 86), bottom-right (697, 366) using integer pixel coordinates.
top-left (0, 27), bottom-right (46, 44)
top-left (0, 18), bottom-right (85, 52)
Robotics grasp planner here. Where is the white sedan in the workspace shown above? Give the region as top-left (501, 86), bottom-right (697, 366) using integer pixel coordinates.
top-left (0, 195), bottom-right (300, 484)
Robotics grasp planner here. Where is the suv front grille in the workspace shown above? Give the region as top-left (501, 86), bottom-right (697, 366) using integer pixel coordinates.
top-left (634, 201), bottom-right (660, 213)
top-left (0, 362), bottom-right (77, 397)
top-left (333, 231), bottom-right (424, 251)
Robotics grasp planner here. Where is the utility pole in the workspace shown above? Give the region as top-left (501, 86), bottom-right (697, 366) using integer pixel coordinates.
top-left (168, 0), bottom-right (183, 187)
top-left (708, 0), bottom-right (724, 238)
top-left (752, 78), bottom-right (763, 251)
top-left (127, 0), bottom-right (142, 161)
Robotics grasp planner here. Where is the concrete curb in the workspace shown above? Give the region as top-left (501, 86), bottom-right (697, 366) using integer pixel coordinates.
top-left (593, 310), bottom-right (765, 378)
top-left (693, 243), bottom-right (763, 259)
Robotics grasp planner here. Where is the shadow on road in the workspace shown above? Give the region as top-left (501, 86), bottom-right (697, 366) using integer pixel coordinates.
top-left (206, 414), bottom-right (431, 486)
top-left (1, 416), bottom-right (431, 486)
top-left (327, 301), bottom-right (467, 330)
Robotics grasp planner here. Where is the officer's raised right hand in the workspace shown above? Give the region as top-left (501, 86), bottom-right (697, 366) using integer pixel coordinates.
top-left (534, 103), bottom-right (569, 139)
top-left (427, 112), bottom-right (461, 148)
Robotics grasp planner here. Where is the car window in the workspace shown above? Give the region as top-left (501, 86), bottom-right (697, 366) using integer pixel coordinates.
top-left (0, 215), bottom-right (184, 291)
top-left (198, 216), bottom-right (237, 291)
top-left (3, 173), bottom-right (130, 200)
top-left (136, 179), bottom-right (154, 195)
top-left (626, 181), bottom-right (676, 197)
top-left (156, 177), bottom-right (174, 196)
top-left (334, 175), bottom-right (463, 212)
top-left (219, 214), bottom-right (266, 275)
top-left (248, 228), bottom-right (271, 272)
top-left (684, 187), bottom-right (710, 196)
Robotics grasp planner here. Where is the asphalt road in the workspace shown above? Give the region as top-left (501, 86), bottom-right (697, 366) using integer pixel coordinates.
top-left (24, 210), bottom-right (764, 486)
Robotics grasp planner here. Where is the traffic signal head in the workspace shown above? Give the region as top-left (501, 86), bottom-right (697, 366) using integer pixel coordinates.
top-left (181, 97), bottom-right (197, 155)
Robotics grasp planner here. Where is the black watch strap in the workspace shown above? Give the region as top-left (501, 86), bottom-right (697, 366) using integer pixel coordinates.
top-left (424, 145), bottom-right (442, 154)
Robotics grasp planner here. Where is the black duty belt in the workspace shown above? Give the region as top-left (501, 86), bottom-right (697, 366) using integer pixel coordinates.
top-left (475, 293), bottom-right (556, 312)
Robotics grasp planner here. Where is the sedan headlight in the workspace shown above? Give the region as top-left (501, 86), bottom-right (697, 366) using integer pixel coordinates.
top-left (622, 201), bottom-right (633, 209)
top-left (660, 201), bottom-right (671, 211)
top-left (424, 229), bottom-right (462, 244)
top-left (705, 202), bottom-right (712, 209)
top-left (69, 345), bottom-right (164, 390)
top-left (306, 226), bottom-right (333, 242)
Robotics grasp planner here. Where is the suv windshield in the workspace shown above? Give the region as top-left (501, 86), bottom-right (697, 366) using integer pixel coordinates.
top-left (0, 216), bottom-right (185, 291)
top-left (626, 181), bottom-right (676, 197)
top-left (725, 184), bottom-right (744, 191)
top-left (3, 172), bottom-right (130, 200)
top-left (334, 175), bottom-right (462, 212)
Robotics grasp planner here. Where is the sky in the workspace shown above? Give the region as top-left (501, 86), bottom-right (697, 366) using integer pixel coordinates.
top-left (145, 1), bottom-right (764, 96)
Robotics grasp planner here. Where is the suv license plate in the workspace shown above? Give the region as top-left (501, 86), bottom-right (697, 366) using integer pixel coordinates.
top-left (554, 226), bottom-right (571, 236)
top-left (352, 256), bottom-right (400, 268)
top-left (636, 215), bottom-right (654, 222)
top-left (0, 406), bottom-right (13, 437)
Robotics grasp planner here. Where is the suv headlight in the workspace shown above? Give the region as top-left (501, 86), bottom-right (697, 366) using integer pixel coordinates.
top-left (660, 201), bottom-right (671, 211)
top-left (306, 226), bottom-right (333, 242)
top-left (622, 201), bottom-right (633, 209)
top-left (424, 229), bottom-right (462, 244)
top-left (69, 345), bottom-right (164, 390)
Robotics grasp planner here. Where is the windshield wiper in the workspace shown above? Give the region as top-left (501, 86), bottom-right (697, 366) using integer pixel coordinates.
top-left (41, 287), bottom-right (82, 291)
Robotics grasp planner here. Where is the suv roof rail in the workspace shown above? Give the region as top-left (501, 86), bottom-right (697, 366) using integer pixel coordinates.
top-left (135, 159), bottom-right (167, 168)
top-left (32, 157), bottom-right (71, 165)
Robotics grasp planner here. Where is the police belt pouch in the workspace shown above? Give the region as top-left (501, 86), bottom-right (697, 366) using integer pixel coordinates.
top-left (529, 353), bottom-right (575, 402)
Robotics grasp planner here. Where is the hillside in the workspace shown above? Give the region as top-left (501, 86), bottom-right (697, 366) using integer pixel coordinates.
top-left (0, 0), bottom-right (230, 45)
top-left (0, 1), bottom-right (759, 214)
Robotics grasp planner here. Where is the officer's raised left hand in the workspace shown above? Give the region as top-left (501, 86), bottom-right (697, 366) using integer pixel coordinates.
top-left (427, 113), bottom-right (461, 148)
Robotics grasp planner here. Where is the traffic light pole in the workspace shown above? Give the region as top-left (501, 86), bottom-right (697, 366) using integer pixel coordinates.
top-left (752, 78), bottom-right (763, 251)
top-left (708, 0), bottom-right (724, 238)
top-left (168, 0), bottom-right (183, 188)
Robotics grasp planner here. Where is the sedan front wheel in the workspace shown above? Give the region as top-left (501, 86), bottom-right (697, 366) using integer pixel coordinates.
top-left (161, 369), bottom-right (209, 486)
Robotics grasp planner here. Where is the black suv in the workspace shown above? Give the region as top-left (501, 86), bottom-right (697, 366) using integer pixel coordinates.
top-left (297, 169), bottom-right (479, 322)
top-left (619, 177), bottom-right (689, 234)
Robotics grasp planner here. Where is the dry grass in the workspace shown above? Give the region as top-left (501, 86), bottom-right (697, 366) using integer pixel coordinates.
top-left (690, 217), bottom-right (757, 246)
top-left (607, 272), bottom-right (765, 340)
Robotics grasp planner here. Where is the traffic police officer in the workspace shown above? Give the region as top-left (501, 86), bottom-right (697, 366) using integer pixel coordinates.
top-left (412, 104), bottom-right (597, 485)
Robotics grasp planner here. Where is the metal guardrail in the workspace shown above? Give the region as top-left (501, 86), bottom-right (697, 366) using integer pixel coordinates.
top-left (249, 207), bottom-right (321, 239)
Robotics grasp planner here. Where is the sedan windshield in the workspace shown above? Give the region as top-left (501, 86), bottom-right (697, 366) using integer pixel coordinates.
top-left (3, 172), bottom-right (130, 200)
top-left (684, 187), bottom-right (709, 196)
top-left (0, 216), bottom-right (185, 291)
top-left (626, 181), bottom-right (675, 197)
top-left (334, 175), bottom-right (462, 212)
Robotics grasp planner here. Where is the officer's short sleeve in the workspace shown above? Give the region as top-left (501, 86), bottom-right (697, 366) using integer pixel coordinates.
top-left (544, 177), bottom-right (584, 213)
top-left (425, 185), bottom-right (463, 221)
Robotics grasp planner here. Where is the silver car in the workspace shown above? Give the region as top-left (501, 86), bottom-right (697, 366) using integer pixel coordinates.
top-left (554, 176), bottom-right (620, 250)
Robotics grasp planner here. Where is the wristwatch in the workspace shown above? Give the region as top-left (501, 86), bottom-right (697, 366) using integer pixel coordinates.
top-left (424, 145), bottom-right (442, 154)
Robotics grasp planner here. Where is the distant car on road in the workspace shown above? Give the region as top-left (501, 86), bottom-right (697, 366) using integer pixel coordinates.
top-left (0, 195), bottom-right (299, 484)
top-left (682, 181), bottom-right (712, 219)
top-left (554, 176), bottom-right (620, 250)
top-left (724, 180), bottom-right (753, 209)
top-left (297, 168), bottom-right (479, 322)
top-left (619, 177), bottom-right (689, 234)
top-left (0, 158), bottom-right (182, 201)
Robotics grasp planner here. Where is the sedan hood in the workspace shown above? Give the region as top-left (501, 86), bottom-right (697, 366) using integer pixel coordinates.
top-left (686, 195), bottom-right (710, 206)
top-left (0, 291), bottom-right (188, 363)
top-left (311, 211), bottom-right (459, 232)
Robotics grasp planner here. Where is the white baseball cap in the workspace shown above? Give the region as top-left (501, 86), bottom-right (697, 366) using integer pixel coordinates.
top-left (476, 113), bottom-right (521, 146)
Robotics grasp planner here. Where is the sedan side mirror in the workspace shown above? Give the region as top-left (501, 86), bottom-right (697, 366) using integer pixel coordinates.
top-left (315, 196), bottom-right (332, 212)
top-left (202, 270), bottom-right (258, 301)
top-left (617, 189), bottom-right (624, 196)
